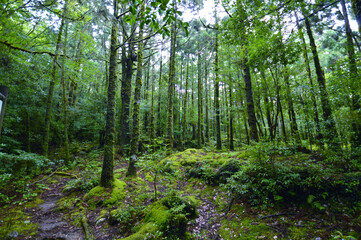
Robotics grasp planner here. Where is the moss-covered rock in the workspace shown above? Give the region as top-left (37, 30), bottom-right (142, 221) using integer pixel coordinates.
top-left (121, 196), bottom-right (198, 240)
top-left (84, 179), bottom-right (126, 210)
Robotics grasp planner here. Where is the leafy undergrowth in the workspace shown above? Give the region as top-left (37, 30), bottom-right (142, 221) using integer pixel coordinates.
top-left (1, 143), bottom-right (361, 239)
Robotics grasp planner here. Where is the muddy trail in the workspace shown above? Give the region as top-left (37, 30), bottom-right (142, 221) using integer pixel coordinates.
top-left (25, 176), bottom-right (84, 240)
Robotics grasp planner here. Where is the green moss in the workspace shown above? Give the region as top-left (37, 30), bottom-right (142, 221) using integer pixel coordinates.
top-left (84, 179), bottom-right (126, 210)
top-left (122, 196), bottom-right (198, 240)
top-left (219, 218), bottom-right (271, 239)
top-left (0, 207), bottom-right (38, 237)
top-left (121, 223), bottom-right (159, 240)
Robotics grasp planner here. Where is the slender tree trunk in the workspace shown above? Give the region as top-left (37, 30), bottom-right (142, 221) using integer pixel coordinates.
top-left (229, 81), bottom-right (234, 150)
top-left (242, 54), bottom-right (258, 142)
top-left (60, 17), bottom-right (70, 163)
top-left (304, 16), bottom-right (340, 150)
top-left (167, 9), bottom-right (177, 152)
top-left (204, 59), bottom-right (210, 142)
top-left (295, 13), bottom-right (322, 146)
top-left (284, 68), bottom-right (300, 144)
top-left (214, 31), bottom-right (222, 150)
top-left (43, 0), bottom-right (67, 157)
top-left (197, 43), bottom-right (203, 148)
top-left (157, 55), bottom-right (163, 137)
top-left (239, 84), bottom-right (250, 145)
top-left (101, 0), bottom-right (118, 188)
top-left (127, 13), bottom-right (144, 177)
top-left (150, 64), bottom-right (155, 142)
top-left (144, 60), bottom-right (150, 134)
top-left (182, 61), bottom-right (189, 149)
top-left (260, 70), bottom-right (274, 140)
top-left (341, 0), bottom-right (361, 153)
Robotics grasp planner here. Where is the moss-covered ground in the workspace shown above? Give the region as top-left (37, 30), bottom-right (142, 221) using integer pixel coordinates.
top-left (1, 144), bottom-right (360, 239)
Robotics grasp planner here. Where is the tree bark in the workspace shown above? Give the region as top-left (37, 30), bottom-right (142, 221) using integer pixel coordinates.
top-left (197, 43), bottom-right (203, 148)
top-left (127, 11), bottom-right (144, 177)
top-left (167, 9), bottom-right (177, 152)
top-left (242, 54), bottom-right (258, 142)
top-left (229, 81), bottom-right (234, 150)
top-left (100, 0), bottom-right (118, 188)
top-left (215, 31), bottom-right (222, 150)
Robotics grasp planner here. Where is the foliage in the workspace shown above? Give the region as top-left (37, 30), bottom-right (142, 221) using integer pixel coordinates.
top-left (225, 143), bottom-right (361, 208)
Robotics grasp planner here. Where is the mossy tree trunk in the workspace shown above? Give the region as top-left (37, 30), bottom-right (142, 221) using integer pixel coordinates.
top-left (182, 60), bottom-right (189, 149)
top-left (43, 0), bottom-right (67, 157)
top-left (157, 54), bottom-right (163, 137)
top-left (127, 11), bottom-right (144, 177)
top-left (304, 16), bottom-right (340, 151)
top-left (204, 59), bottom-right (210, 142)
top-left (101, 0), bottom-right (119, 188)
top-left (119, 23), bottom-right (136, 147)
top-left (150, 64), bottom-right (155, 142)
top-left (197, 42), bottom-right (203, 149)
top-left (167, 11), bottom-right (177, 152)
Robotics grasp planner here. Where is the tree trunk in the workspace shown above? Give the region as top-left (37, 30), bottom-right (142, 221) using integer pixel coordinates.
top-left (214, 31), bottom-right (222, 150)
top-left (119, 24), bottom-right (135, 147)
top-left (295, 12), bottom-right (322, 146)
top-left (204, 60), bottom-right (210, 142)
top-left (182, 61), bottom-right (189, 149)
top-left (60, 17), bottom-right (70, 164)
top-left (157, 55), bottom-right (163, 137)
top-left (127, 13), bottom-right (144, 177)
top-left (242, 54), bottom-right (258, 142)
top-left (284, 68), bottom-right (301, 144)
top-left (167, 10), bottom-right (177, 152)
top-left (341, 0), bottom-right (361, 153)
top-left (43, 0), bottom-right (67, 157)
top-left (100, 0), bottom-right (118, 188)
top-left (304, 16), bottom-right (340, 150)
top-left (229, 81), bottom-right (234, 150)
top-left (150, 64), bottom-right (155, 142)
top-left (197, 43), bottom-right (203, 148)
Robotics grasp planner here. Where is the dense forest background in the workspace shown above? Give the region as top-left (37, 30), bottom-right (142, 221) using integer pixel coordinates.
top-left (1, 0), bottom-right (361, 239)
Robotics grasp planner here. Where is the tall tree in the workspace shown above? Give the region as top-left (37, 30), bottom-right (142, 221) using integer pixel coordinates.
top-left (214, 29), bottom-right (222, 150)
top-left (43, 0), bottom-right (68, 157)
top-left (100, 0), bottom-right (119, 188)
top-left (127, 6), bottom-right (145, 177)
top-left (304, 16), bottom-right (340, 150)
top-left (197, 42), bottom-right (203, 148)
top-left (341, 0), bottom-right (361, 153)
top-left (167, 5), bottom-right (177, 152)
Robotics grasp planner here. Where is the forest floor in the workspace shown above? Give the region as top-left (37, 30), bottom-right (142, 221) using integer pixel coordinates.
top-left (1, 146), bottom-right (360, 239)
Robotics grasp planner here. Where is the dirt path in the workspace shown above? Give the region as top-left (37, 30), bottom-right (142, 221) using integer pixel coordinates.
top-left (26, 177), bottom-right (84, 240)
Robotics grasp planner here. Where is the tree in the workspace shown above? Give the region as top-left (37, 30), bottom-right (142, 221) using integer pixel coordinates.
top-left (100, 0), bottom-right (119, 188)
top-left (127, 5), bottom-right (145, 177)
top-left (43, 0), bottom-right (68, 157)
